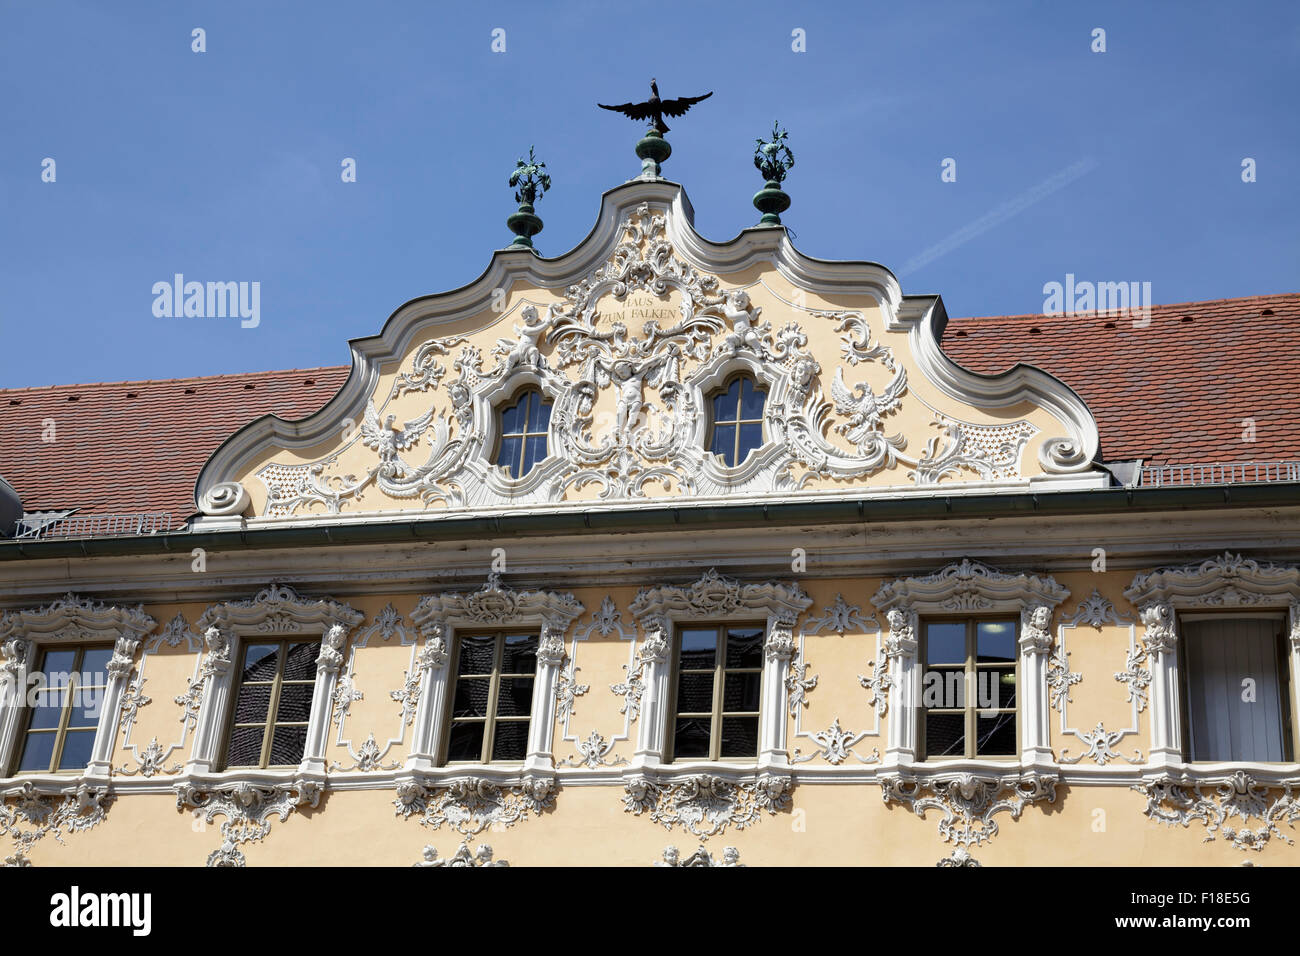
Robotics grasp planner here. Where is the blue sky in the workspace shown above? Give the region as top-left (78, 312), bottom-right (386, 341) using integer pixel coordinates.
top-left (2, 0), bottom-right (1296, 388)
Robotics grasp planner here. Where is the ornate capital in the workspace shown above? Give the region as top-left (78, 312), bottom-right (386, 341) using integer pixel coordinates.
top-left (316, 623), bottom-right (349, 673)
top-left (883, 607), bottom-right (918, 661)
top-left (1139, 602), bottom-right (1178, 656)
top-left (1018, 604), bottom-right (1054, 656)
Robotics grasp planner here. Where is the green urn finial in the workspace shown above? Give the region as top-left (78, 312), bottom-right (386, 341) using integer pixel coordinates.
top-left (506, 146), bottom-right (551, 249)
top-left (752, 122), bottom-right (794, 226)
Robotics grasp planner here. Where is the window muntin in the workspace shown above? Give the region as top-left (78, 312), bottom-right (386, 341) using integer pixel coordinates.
top-left (495, 388), bottom-right (552, 479)
top-left (12, 644), bottom-right (112, 774)
top-left (445, 631), bottom-right (537, 764)
top-left (669, 624), bottom-right (764, 761)
top-left (222, 640), bottom-right (319, 769)
top-left (1181, 616), bottom-right (1294, 763)
top-left (920, 619), bottom-right (1018, 760)
top-left (708, 375), bottom-right (766, 468)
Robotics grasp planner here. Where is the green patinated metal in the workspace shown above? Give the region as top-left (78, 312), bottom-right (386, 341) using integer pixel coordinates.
top-left (753, 122), bottom-right (794, 225)
top-left (507, 146), bottom-right (550, 249)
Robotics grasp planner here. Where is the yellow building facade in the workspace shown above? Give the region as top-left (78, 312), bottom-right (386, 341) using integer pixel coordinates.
top-left (2, 173), bottom-right (1298, 868)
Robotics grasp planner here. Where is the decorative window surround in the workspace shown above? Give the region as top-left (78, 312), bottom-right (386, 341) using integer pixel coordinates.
top-left (870, 559), bottom-right (1070, 774)
top-left (626, 568), bottom-right (812, 774)
top-left (1124, 551), bottom-right (1300, 775)
top-left (405, 573), bottom-right (584, 779)
top-left (187, 584), bottom-right (363, 779)
top-left (0, 593), bottom-right (156, 781)
top-left (1134, 770), bottom-right (1299, 853)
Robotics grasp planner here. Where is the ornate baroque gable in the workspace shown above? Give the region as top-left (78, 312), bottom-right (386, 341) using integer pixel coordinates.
top-left (195, 179), bottom-right (1103, 526)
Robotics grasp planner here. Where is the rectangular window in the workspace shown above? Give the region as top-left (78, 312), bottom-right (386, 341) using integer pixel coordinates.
top-left (669, 624), bottom-right (764, 761)
top-left (222, 640), bottom-right (319, 769)
top-left (1182, 616), bottom-right (1294, 763)
top-left (12, 644), bottom-right (113, 774)
top-left (445, 631), bottom-right (537, 764)
top-left (920, 619), bottom-right (1018, 760)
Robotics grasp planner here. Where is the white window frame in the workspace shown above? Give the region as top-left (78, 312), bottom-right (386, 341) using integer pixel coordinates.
top-left (186, 584), bottom-right (363, 778)
top-left (0, 594), bottom-right (155, 781)
top-left (1124, 552), bottom-right (1300, 772)
top-left (406, 573), bottom-right (584, 777)
top-left (627, 569), bottom-right (811, 774)
top-left (870, 559), bottom-right (1070, 774)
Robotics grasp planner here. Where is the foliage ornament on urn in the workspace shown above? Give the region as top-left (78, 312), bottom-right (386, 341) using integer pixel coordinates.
top-left (753, 122), bottom-right (794, 225)
top-left (507, 146), bottom-right (550, 249)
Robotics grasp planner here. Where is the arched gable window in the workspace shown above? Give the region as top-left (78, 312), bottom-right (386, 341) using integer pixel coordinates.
top-left (495, 388), bottom-right (552, 479)
top-left (708, 374), bottom-right (766, 467)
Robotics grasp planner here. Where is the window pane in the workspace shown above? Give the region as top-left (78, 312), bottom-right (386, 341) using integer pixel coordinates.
top-left (79, 647), bottom-right (114, 680)
top-left (269, 725), bottom-right (307, 766)
top-left (500, 397), bottom-right (524, 435)
top-left (679, 629), bottom-right (716, 669)
top-left (739, 379), bottom-right (766, 420)
top-left (17, 732), bottom-right (56, 772)
top-left (976, 621), bottom-right (1017, 663)
top-left (67, 684), bottom-right (106, 728)
top-left (527, 393), bottom-right (551, 432)
top-left (719, 716), bottom-right (758, 757)
top-left (446, 722), bottom-right (484, 761)
top-left (40, 649), bottom-right (77, 676)
top-left (452, 677), bottom-right (491, 718)
top-left (988, 668), bottom-right (1017, 709)
top-left (241, 644), bottom-right (280, 682)
top-left (232, 683), bottom-right (273, 724)
top-left (673, 717), bottom-right (711, 758)
top-left (498, 436), bottom-right (523, 477)
top-left (283, 643), bottom-right (319, 682)
top-left (722, 671), bottom-right (761, 713)
top-left (500, 633), bottom-right (538, 674)
top-left (736, 422), bottom-right (763, 460)
top-left (523, 434), bottom-right (548, 473)
top-left (457, 635), bottom-right (496, 675)
top-left (925, 711), bottom-right (965, 758)
top-left (976, 713), bottom-right (1017, 756)
top-left (275, 683), bottom-right (314, 723)
top-left (725, 628), bottom-right (764, 668)
top-left (28, 689), bottom-right (64, 729)
top-left (675, 671), bottom-right (714, 714)
top-left (495, 677), bottom-right (534, 718)
top-left (710, 424), bottom-right (736, 464)
top-left (225, 726), bottom-right (265, 768)
top-left (57, 729), bottom-right (96, 770)
top-left (490, 720), bottom-right (529, 762)
top-left (925, 622), bottom-right (965, 665)
top-left (713, 379), bottom-right (740, 421)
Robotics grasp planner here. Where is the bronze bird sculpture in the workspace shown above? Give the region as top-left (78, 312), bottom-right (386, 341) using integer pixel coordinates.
top-left (598, 78), bottom-right (713, 134)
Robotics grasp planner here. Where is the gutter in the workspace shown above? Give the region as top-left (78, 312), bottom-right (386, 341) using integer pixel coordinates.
top-left (1, 483), bottom-right (1298, 561)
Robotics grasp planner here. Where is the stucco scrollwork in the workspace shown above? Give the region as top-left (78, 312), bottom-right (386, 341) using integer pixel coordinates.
top-left (414, 842), bottom-right (509, 867)
top-left (394, 776), bottom-right (556, 836)
top-left (0, 783), bottom-right (112, 865)
top-left (622, 772), bottom-right (792, 839)
top-left (880, 771), bottom-right (1058, 847)
top-left (177, 778), bottom-right (322, 866)
top-left (1136, 772), bottom-right (1300, 853)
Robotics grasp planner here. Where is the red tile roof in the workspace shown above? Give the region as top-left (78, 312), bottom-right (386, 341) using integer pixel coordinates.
top-left (0, 294), bottom-right (1295, 524)
top-left (940, 293), bottom-right (1299, 467)
top-left (0, 368), bottom-right (350, 523)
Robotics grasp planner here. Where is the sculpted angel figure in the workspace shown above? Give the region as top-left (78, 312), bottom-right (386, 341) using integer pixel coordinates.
top-left (497, 304), bottom-right (548, 371)
top-left (721, 290), bottom-right (763, 355)
top-left (360, 399), bottom-right (436, 479)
